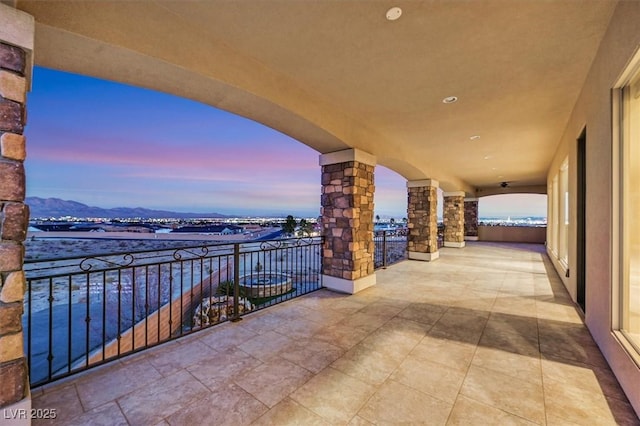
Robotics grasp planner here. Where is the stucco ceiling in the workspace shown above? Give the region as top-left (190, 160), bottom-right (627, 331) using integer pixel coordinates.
top-left (16, 0), bottom-right (617, 193)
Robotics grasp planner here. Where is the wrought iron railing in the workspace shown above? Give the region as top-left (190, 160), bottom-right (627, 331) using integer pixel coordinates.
top-left (23, 236), bottom-right (323, 387)
top-left (374, 229), bottom-right (408, 269)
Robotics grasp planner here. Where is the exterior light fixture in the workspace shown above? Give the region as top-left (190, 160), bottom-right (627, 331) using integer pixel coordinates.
top-left (386, 7), bottom-right (402, 21)
top-left (442, 96), bottom-right (458, 104)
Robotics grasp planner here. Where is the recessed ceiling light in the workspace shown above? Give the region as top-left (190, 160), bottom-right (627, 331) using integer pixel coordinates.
top-left (442, 96), bottom-right (458, 104)
top-left (470, 135), bottom-right (481, 141)
top-left (491, 167), bottom-right (497, 170)
top-left (483, 155), bottom-right (491, 160)
top-left (386, 7), bottom-right (402, 21)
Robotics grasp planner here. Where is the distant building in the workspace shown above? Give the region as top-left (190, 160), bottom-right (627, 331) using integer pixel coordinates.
top-left (170, 225), bottom-right (243, 235)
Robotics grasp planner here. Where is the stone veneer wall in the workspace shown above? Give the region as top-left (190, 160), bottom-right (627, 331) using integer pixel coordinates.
top-left (443, 194), bottom-right (465, 243)
top-left (464, 199), bottom-right (479, 237)
top-left (407, 185), bottom-right (438, 254)
top-left (321, 161), bottom-right (375, 280)
top-left (0, 41), bottom-right (29, 408)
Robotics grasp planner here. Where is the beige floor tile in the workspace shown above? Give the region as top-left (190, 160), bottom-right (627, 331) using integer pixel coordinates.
top-left (541, 355), bottom-right (627, 402)
top-left (233, 358), bottom-right (313, 408)
top-left (330, 342), bottom-right (402, 385)
top-left (538, 322), bottom-right (594, 347)
top-left (358, 380), bottom-right (452, 425)
top-left (273, 316), bottom-right (325, 340)
top-left (603, 396), bottom-right (640, 426)
top-left (240, 310), bottom-right (290, 334)
top-left (536, 303), bottom-right (583, 324)
top-left (252, 397), bottom-right (331, 426)
top-left (428, 308), bottom-right (489, 346)
top-left (607, 397), bottom-right (640, 426)
top-left (313, 322), bottom-right (372, 350)
top-left (492, 296), bottom-right (537, 316)
top-left (341, 311), bottom-right (390, 333)
top-left (451, 288), bottom-right (498, 311)
top-left (293, 290), bottom-right (348, 311)
top-left (375, 316), bottom-right (430, 340)
top-left (288, 303), bottom-right (348, 326)
top-left (348, 415), bottom-right (375, 425)
top-left (117, 370), bottom-right (209, 425)
top-left (291, 367), bottom-right (376, 424)
top-left (326, 298), bottom-right (370, 315)
top-left (280, 338), bottom-right (344, 373)
top-left (479, 325), bottom-right (540, 358)
top-left (237, 330), bottom-right (293, 362)
top-left (75, 358), bottom-right (163, 410)
top-left (461, 365), bottom-right (545, 424)
top-left (57, 402), bottom-right (128, 426)
top-left (545, 414), bottom-right (585, 425)
top-left (485, 312), bottom-right (539, 339)
top-left (146, 339), bottom-right (215, 376)
top-left (397, 302), bottom-right (447, 326)
top-left (472, 345), bottom-right (541, 385)
top-left (471, 277), bottom-right (506, 291)
top-left (356, 299), bottom-right (408, 319)
top-left (197, 322), bottom-right (258, 352)
top-left (390, 356), bottom-right (466, 403)
top-left (166, 382), bottom-right (267, 426)
top-left (186, 347), bottom-right (261, 389)
top-left (359, 318), bottom-right (426, 359)
top-left (409, 335), bottom-right (476, 372)
top-left (539, 331), bottom-right (609, 370)
top-left (447, 395), bottom-right (538, 426)
top-left (31, 385), bottom-right (84, 426)
top-left (543, 377), bottom-right (639, 425)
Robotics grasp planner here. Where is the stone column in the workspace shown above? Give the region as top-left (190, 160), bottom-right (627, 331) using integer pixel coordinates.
top-left (320, 148), bottom-right (376, 294)
top-left (407, 179), bottom-right (439, 261)
top-left (0, 4), bottom-right (33, 418)
top-left (443, 191), bottom-right (466, 248)
top-left (464, 197), bottom-right (479, 241)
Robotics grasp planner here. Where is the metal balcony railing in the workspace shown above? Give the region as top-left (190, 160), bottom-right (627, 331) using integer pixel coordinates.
top-left (373, 229), bottom-right (408, 269)
top-left (23, 236), bottom-right (323, 387)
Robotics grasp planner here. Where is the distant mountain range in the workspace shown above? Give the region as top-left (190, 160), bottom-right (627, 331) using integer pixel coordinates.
top-left (26, 197), bottom-right (231, 219)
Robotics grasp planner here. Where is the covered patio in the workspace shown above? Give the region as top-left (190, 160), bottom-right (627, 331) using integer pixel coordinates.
top-left (31, 243), bottom-right (639, 425)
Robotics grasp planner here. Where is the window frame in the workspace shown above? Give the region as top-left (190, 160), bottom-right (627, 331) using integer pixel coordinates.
top-left (612, 46), bottom-right (640, 365)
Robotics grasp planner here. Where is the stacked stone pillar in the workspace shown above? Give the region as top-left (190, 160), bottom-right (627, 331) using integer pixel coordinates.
top-left (0, 4), bottom-right (33, 417)
top-left (464, 197), bottom-right (479, 241)
top-left (443, 191), bottom-right (466, 248)
top-left (320, 148), bottom-right (376, 294)
top-left (407, 179), bottom-right (439, 261)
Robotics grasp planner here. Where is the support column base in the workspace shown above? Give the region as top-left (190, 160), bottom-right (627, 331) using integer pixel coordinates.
top-left (408, 251), bottom-right (439, 261)
top-left (322, 274), bottom-right (376, 294)
top-left (1, 392), bottom-right (31, 425)
top-left (444, 241), bottom-right (466, 248)
top-left (465, 236), bottom-right (479, 241)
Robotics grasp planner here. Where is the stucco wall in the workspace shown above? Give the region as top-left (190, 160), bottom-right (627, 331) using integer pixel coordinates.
top-left (546, 1), bottom-right (640, 415)
top-left (478, 226), bottom-right (546, 244)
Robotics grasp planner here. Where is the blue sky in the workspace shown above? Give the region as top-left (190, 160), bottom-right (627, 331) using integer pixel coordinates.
top-left (25, 67), bottom-right (546, 218)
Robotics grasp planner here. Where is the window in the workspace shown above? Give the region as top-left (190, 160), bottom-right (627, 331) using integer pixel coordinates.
top-left (615, 48), bottom-right (640, 356)
top-left (559, 160), bottom-right (569, 265)
top-left (547, 182), bottom-right (554, 252)
top-left (547, 160), bottom-right (568, 266)
top-left (551, 174), bottom-right (559, 255)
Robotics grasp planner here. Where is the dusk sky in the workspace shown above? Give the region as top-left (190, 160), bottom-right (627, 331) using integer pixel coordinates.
top-left (25, 67), bottom-right (546, 218)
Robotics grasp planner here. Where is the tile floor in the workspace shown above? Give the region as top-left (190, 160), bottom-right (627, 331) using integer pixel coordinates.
top-left (29, 242), bottom-right (640, 425)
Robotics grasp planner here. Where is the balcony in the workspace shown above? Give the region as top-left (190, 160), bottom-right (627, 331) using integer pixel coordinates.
top-left (29, 243), bottom-right (638, 425)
